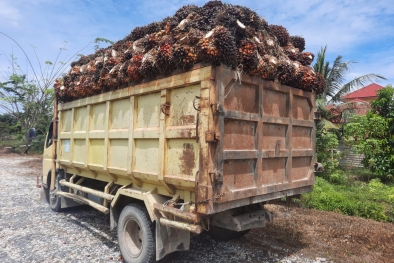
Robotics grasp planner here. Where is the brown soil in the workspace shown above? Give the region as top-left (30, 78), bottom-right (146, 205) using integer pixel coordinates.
top-left (20, 158), bottom-right (43, 174)
top-left (256, 205), bottom-right (394, 263)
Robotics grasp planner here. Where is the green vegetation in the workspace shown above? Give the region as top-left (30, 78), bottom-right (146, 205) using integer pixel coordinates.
top-left (302, 176), bottom-right (394, 222)
top-left (345, 85), bottom-right (394, 181)
top-left (309, 48), bottom-right (393, 223)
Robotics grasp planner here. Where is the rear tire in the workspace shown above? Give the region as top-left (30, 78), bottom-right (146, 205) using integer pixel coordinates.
top-left (207, 225), bottom-right (250, 241)
top-left (118, 203), bottom-right (155, 263)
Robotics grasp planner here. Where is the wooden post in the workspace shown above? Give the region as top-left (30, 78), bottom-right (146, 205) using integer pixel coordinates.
top-left (50, 94), bottom-right (58, 191)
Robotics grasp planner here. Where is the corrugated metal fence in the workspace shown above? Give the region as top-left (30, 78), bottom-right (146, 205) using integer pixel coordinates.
top-left (338, 141), bottom-right (364, 168)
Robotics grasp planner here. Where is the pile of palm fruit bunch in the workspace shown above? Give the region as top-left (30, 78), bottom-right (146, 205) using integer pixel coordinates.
top-left (54, 1), bottom-right (326, 102)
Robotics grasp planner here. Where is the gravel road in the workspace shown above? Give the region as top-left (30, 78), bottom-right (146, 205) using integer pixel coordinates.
top-left (0, 156), bottom-right (330, 263)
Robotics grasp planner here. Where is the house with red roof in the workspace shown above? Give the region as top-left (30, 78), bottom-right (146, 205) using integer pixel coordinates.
top-left (342, 83), bottom-right (384, 103)
top-left (340, 83), bottom-right (384, 115)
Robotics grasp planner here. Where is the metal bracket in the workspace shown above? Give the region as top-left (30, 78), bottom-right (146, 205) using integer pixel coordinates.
top-left (210, 102), bottom-right (223, 115)
top-left (314, 111), bottom-right (321, 121)
top-left (205, 131), bottom-right (220, 142)
top-left (209, 171), bottom-right (223, 184)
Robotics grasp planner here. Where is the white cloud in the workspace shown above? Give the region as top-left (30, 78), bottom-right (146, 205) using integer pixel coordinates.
top-left (0, 0), bottom-right (21, 28)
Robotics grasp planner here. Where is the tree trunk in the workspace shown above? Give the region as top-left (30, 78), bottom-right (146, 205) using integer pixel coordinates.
top-left (23, 133), bottom-right (31, 155)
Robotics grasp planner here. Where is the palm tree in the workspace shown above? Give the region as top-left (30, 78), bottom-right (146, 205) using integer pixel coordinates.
top-left (313, 46), bottom-right (386, 103)
top-left (313, 46), bottom-right (386, 132)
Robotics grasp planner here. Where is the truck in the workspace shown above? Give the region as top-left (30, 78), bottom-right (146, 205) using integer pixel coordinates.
top-left (41, 64), bottom-right (318, 262)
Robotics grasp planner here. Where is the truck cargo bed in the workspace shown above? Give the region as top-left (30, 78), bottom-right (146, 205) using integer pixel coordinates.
top-left (54, 65), bottom-right (316, 215)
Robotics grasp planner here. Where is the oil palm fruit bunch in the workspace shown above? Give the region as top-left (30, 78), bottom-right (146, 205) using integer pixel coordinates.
top-left (283, 43), bottom-right (299, 61)
top-left (277, 59), bottom-right (297, 86)
top-left (66, 80), bottom-right (78, 99)
top-left (313, 72), bottom-right (326, 94)
top-left (212, 26), bottom-right (237, 67)
top-left (268, 25), bottom-right (289, 47)
top-left (237, 6), bottom-right (263, 32)
top-left (117, 60), bottom-right (131, 85)
top-left (127, 53), bottom-right (143, 83)
top-left (80, 75), bottom-right (95, 96)
top-left (186, 28), bottom-right (204, 46)
top-left (140, 49), bottom-right (159, 80)
top-left (145, 22), bottom-right (161, 35)
top-left (215, 5), bottom-right (242, 29)
top-left (130, 26), bottom-right (147, 41)
top-left (289, 36), bottom-right (305, 52)
top-left (261, 55), bottom-right (279, 81)
top-left (296, 52), bottom-right (315, 66)
top-left (298, 66), bottom-right (326, 94)
top-left (197, 34), bottom-right (220, 65)
top-left (54, 78), bottom-right (68, 101)
top-left (173, 45), bottom-right (197, 70)
top-left (157, 41), bottom-right (175, 75)
top-left (239, 39), bottom-right (259, 74)
top-left (160, 16), bottom-right (179, 32)
top-left (299, 66), bottom-right (324, 92)
top-left (58, 1), bottom-right (328, 102)
top-left (174, 4), bottom-right (201, 21)
top-left (201, 1), bottom-right (225, 28)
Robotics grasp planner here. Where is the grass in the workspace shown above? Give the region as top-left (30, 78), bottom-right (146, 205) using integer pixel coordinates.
top-left (302, 171), bottom-right (394, 222)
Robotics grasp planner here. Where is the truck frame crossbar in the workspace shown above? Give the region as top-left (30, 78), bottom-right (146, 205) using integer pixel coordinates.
top-left (56, 191), bottom-right (109, 214)
top-left (59, 179), bottom-right (114, 201)
top-left (159, 218), bottom-right (203, 234)
top-left (153, 203), bottom-right (200, 224)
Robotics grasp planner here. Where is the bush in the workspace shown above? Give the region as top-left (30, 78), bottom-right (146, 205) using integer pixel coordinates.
top-left (316, 131), bottom-right (340, 175)
top-left (327, 170), bottom-right (346, 185)
top-left (302, 177), bottom-right (394, 222)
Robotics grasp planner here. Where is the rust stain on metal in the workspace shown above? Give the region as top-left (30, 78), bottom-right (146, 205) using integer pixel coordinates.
top-left (180, 115), bottom-right (195, 125)
top-left (179, 143), bottom-right (195, 176)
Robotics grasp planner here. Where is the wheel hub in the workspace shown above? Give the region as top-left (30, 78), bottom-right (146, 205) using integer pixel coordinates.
top-left (123, 218), bottom-right (143, 258)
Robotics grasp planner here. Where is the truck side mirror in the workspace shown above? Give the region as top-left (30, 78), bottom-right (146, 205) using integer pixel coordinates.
top-left (29, 128), bottom-right (36, 139)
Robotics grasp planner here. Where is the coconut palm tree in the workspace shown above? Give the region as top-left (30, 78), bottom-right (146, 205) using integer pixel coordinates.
top-left (313, 46), bottom-right (386, 132)
top-left (314, 46), bottom-right (386, 103)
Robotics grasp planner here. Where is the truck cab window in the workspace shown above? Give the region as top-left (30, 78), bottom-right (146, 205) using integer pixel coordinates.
top-left (46, 122), bottom-right (53, 148)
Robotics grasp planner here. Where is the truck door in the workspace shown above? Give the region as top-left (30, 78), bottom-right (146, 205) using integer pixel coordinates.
top-left (42, 121), bottom-right (54, 186)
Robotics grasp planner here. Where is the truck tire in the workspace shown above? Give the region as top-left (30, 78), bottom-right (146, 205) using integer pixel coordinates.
top-left (118, 203), bottom-right (155, 263)
top-left (49, 174), bottom-right (62, 212)
top-left (207, 225), bottom-right (250, 241)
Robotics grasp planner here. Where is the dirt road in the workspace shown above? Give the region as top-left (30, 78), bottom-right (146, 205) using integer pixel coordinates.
top-left (0, 155), bottom-right (393, 263)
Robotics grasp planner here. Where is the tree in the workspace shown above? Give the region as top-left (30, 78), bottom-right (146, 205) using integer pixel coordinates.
top-left (345, 85), bottom-right (394, 181)
top-left (0, 73), bottom-right (53, 151)
top-left (314, 46), bottom-right (386, 103)
top-left (0, 32), bottom-right (91, 153)
top-left (313, 46), bottom-right (385, 171)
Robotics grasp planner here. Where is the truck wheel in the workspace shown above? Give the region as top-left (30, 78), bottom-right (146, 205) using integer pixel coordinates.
top-left (49, 174), bottom-right (62, 212)
top-left (118, 203), bottom-right (155, 263)
top-left (207, 225), bottom-right (250, 241)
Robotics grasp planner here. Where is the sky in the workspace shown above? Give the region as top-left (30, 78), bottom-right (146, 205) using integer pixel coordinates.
top-left (1, 0), bottom-right (393, 89)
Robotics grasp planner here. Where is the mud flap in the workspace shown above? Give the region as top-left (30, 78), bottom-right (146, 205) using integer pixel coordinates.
top-left (156, 219), bottom-right (190, 260)
top-left (39, 187), bottom-right (48, 204)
